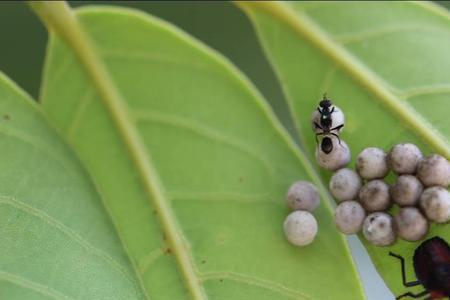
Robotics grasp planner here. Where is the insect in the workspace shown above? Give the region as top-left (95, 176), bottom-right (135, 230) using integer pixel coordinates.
top-left (389, 236), bottom-right (450, 300)
top-left (311, 95), bottom-right (345, 154)
top-left (320, 136), bottom-right (334, 154)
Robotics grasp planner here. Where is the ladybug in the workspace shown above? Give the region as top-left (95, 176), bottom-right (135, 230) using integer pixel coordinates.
top-left (389, 236), bottom-right (450, 299)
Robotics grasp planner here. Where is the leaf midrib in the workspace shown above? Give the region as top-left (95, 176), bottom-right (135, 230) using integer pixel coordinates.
top-left (31, 2), bottom-right (365, 299)
top-left (237, 1), bottom-right (450, 160)
top-left (29, 2), bottom-right (207, 300)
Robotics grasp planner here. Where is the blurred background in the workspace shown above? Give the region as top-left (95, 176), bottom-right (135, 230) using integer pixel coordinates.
top-left (2, 1), bottom-right (449, 299)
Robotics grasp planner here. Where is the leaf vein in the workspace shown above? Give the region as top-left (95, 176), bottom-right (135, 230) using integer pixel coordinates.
top-left (200, 271), bottom-right (311, 300)
top-left (41, 54), bottom-right (75, 101)
top-left (398, 84), bottom-right (450, 100)
top-left (0, 270), bottom-right (75, 300)
top-left (67, 90), bottom-right (94, 138)
top-left (133, 110), bottom-right (276, 178)
top-left (101, 49), bottom-right (212, 71)
top-left (335, 24), bottom-right (449, 44)
top-left (138, 248), bottom-right (165, 274)
top-left (168, 191), bottom-right (275, 204)
top-left (31, 4), bottom-right (208, 299)
top-left (0, 196), bottom-right (135, 285)
top-left (0, 125), bottom-right (76, 176)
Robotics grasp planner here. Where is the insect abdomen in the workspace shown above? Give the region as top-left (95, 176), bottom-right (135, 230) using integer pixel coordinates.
top-left (414, 237), bottom-right (450, 295)
top-left (321, 137), bottom-right (333, 154)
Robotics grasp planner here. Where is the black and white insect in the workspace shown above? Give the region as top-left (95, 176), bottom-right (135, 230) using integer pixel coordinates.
top-left (389, 236), bottom-right (450, 300)
top-left (311, 95), bottom-right (345, 154)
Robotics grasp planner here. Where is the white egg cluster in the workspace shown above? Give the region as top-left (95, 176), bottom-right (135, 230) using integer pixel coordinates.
top-left (310, 97), bottom-right (450, 247)
top-left (283, 181), bottom-right (320, 247)
top-left (329, 144), bottom-right (450, 247)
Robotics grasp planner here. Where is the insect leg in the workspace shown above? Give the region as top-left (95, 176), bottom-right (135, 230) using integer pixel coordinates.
top-left (389, 252), bottom-right (422, 287)
top-left (395, 290), bottom-right (428, 299)
top-left (314, 122), bottom-right (323, 130)
top-left (315, 133), bottom-right (320, 144)
top-left (330, 132), bottom-right (342, 146)
top-left (315, 131), bottom-right (325, 144)
top-left (331, 124), bottom-right (344, 132)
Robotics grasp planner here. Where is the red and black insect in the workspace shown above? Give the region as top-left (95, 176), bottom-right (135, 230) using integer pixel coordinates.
top-left (389, 236), bottom-right (450, 299)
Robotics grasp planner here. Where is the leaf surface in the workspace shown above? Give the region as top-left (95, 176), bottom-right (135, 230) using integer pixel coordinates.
top-left (238, 1), bottom-right (450, 296)
top-left (37, 4), bottom-right (364, 300)
top-left (0, 73), bottom-right (144, 299)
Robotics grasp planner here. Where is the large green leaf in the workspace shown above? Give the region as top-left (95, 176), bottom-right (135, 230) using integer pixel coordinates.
top-left (238, 1), bottom-right (450, 297)
top-left (32, 2), bottom-right (365, 300)
top-left (0, 73), bottom-right (144, 299)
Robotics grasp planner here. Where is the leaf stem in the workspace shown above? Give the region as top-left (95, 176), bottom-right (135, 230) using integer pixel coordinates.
top-left (236, 1), bottom-right (450, 159)
top-left (29, 2), bottom-right (207, 299)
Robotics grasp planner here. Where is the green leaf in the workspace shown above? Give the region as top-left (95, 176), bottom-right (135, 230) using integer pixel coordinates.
top-left (33, 2), bottom-right (365, 300)
top-left (0, 73), bottom-right (145, 299)
top-left (237, 0), bottom-right (450, 296)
